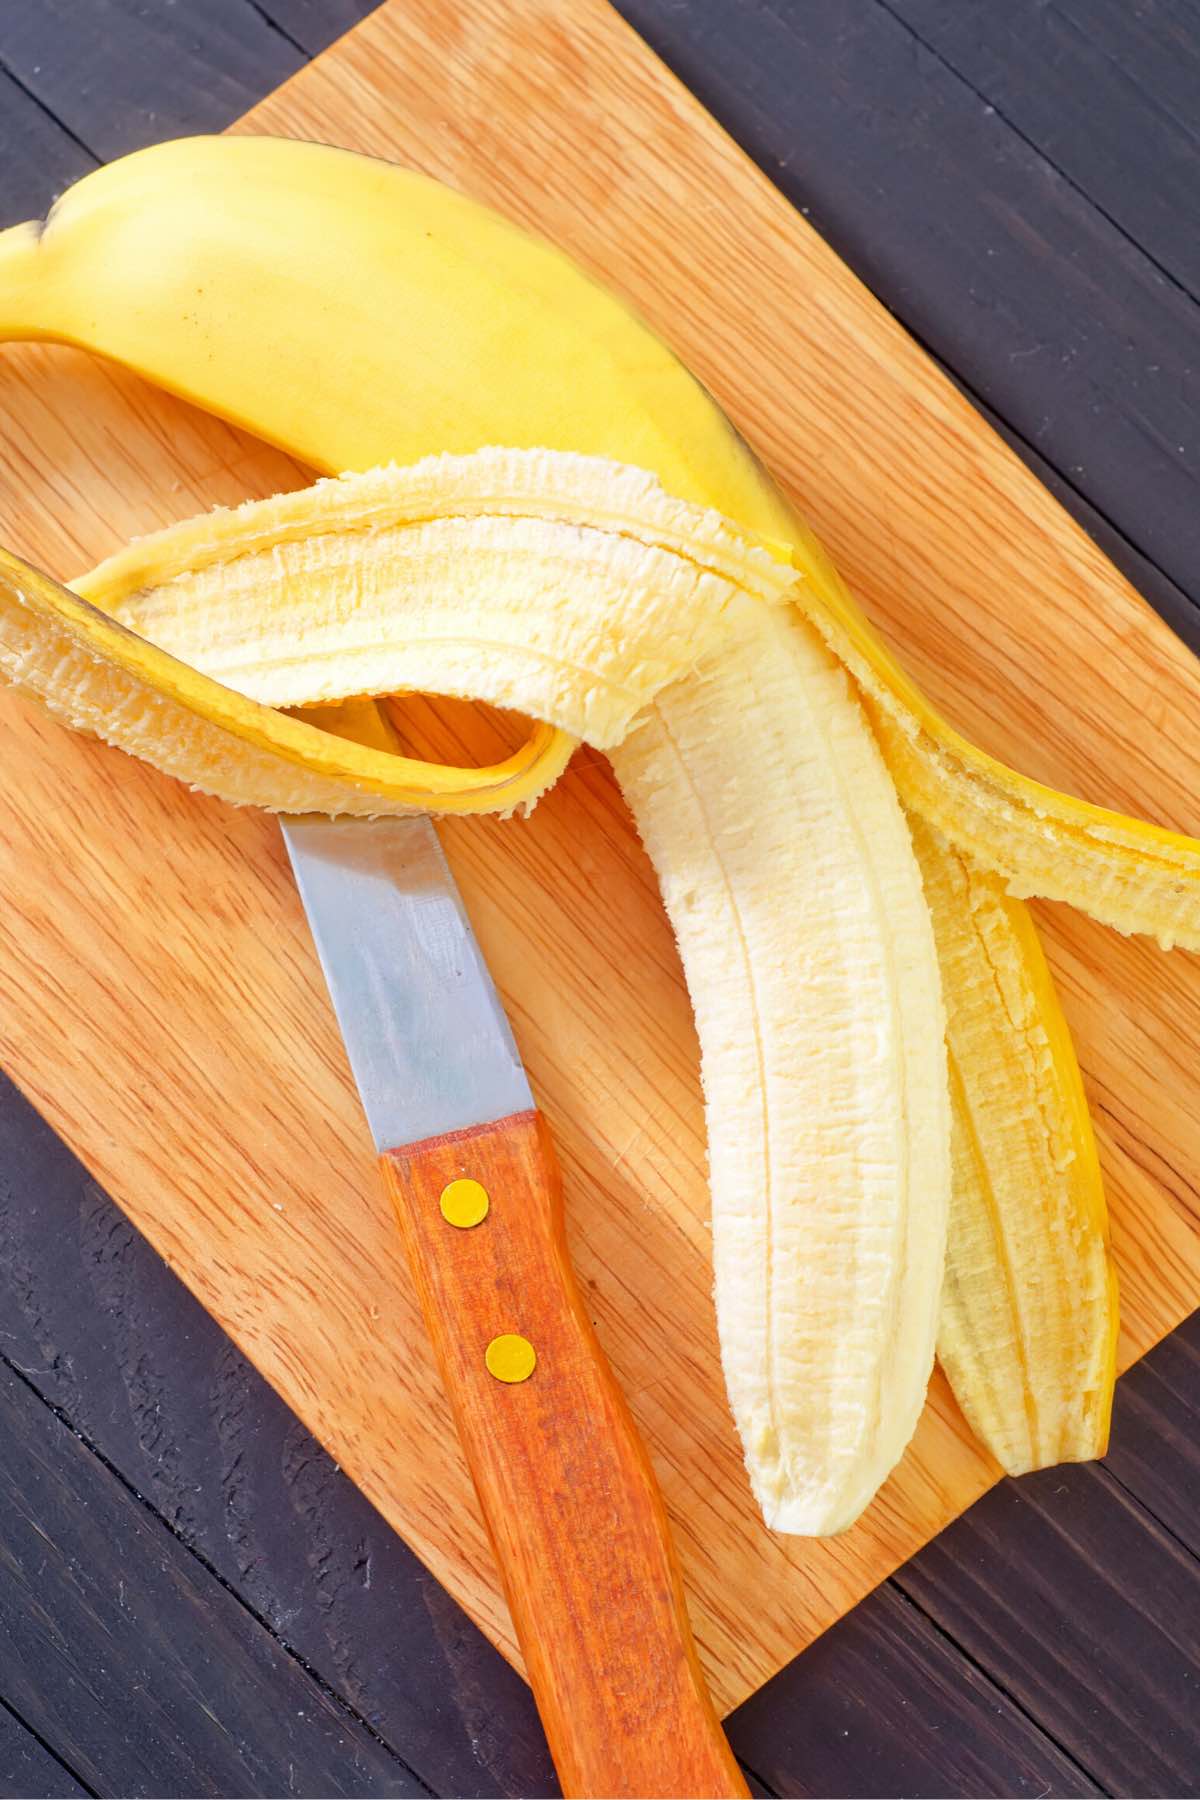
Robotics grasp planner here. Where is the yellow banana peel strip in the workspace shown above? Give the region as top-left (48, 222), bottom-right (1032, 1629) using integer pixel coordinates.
top-left (783, 525), bottom-right (1200, 949)
top-left (1, 452), bottom-right (793, 815)
top-left (0, 542), bottom-right (571, 817)
top-left (911, 817), bottom-right (1118, 1472)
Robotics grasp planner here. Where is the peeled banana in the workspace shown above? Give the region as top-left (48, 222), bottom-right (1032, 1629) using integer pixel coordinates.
top-left (0, 132), bottom-right (1168, 1531)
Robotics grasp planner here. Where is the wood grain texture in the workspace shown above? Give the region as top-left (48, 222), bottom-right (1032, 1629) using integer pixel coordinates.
top-left (2, 1038), bottom-right (1133, 1800)
top-left (898, 1460), bottom-right (1200, 1797)
top-left (0, 64), bottom-right (95, 214)
top-left (0, 0), bottom-right (303, 161)
top-left (1102, 1307), bottom-right (1200, 1558)
top-left (0, 1361), bottom-right (425, 1799)
top-left (726, 1582), bottom-right (1100, 1800)
top-left (0, 1705), bottom-right (88, 1800)
top-left (383, 1110), bottom-right (744, 1800)
top-left (253, 0), bottom-right (380, 57)
top-left (889, 0), bottom-right (1200, 300)
top-left (1, 0), bottom-right (1200, 1714)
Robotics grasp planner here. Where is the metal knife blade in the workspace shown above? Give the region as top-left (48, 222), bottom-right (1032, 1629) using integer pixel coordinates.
top-left (283, 814), bottom-right (532, 1152)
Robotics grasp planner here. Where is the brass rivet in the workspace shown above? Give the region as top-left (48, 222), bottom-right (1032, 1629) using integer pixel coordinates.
top-left (439, 1177), bottom-right (489, 1228)
top-left (485, 1334), bottom-right (537, 1384)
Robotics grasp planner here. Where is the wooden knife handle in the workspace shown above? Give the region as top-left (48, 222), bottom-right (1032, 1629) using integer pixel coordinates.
top-left (380, 1109), bottom-right (747, 1800)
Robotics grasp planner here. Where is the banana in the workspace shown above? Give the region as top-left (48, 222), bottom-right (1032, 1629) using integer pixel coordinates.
top-left (912, 818), bottom-right (1117, 1471)
top-left (0, 132), bottom-right (1166, 1528)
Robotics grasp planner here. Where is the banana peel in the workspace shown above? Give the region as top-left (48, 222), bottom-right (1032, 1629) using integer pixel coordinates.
top-left (0, 540), bottom-right (572, 817)
top-left (912, 817), bottom-right (1117, 1471)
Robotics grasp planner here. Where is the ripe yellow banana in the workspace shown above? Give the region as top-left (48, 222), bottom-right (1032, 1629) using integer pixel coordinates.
top-left (0, 135), bottom-right (793, 544)
top-left (0, 133), bottom-right (1157, 1529)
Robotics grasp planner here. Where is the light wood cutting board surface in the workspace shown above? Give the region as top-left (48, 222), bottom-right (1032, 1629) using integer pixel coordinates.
top-left (1, 0), bottom-right (1199, 1713)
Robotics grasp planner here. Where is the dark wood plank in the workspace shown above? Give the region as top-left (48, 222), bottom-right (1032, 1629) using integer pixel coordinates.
top-left (0, 1360), bottom-right (426, 1800)
top-left (0, 1704), bottom-right (89, 1800)
top-left (0, 1074), bottom-right (558, 1800)
top-left (253, 0), bottom-right (379, 57)
top-left (727, 1582), bottom-right (1099, 1800)
top-left (0, 0), bottom-right (303, 163)
top-left (888, 0), bottom-right (1200, 300)
top-left (614, 0), bottom-right (1200, 608)
top-left (0, 64), bottom-right (95, 223)
top-left (1102, 1308), bottom-right (1200, 1560)
top-left (897, 1461), bottom-right (1200, 1797)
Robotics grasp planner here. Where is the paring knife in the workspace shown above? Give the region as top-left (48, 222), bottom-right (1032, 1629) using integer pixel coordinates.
top-left (283, 812), bottom-right (746, 1800)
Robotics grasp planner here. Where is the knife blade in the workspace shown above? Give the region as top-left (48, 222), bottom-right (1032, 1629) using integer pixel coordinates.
top-left (283, 810), bottom-right (745, 1800)
top-left (283, 813), bottom-right (530, 1150)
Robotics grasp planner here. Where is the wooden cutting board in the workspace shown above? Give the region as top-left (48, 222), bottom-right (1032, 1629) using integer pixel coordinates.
top-left (1, 0), bottom-right (1199, 1716)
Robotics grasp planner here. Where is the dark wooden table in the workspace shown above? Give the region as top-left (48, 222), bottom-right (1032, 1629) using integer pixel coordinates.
top-left (1, 3), bottom-right (1199, 1795)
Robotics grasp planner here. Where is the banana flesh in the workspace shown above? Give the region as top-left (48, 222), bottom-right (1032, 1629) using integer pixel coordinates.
top-left (912, 818), bottom-right (1118, 1471)
top-left (616, 614), bottom-right (948, 1532)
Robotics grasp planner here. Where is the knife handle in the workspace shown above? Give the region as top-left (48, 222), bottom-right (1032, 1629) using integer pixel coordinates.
top-left (380, 1109), bottom-right (747, 1800)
